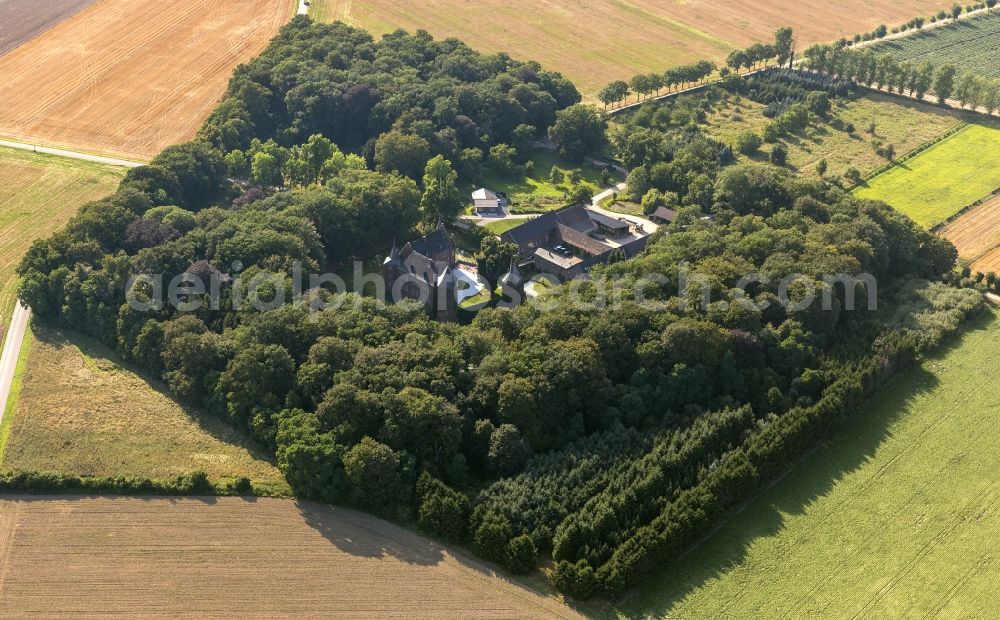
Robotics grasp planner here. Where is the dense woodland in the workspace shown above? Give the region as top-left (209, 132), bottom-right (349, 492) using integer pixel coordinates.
top-left (16, 17), bottom-right (985, 597)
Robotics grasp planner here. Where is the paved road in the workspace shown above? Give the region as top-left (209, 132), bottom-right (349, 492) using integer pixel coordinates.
top-left (0, 302), bottom-right (30, 424)
top-left (0, 138), bottom-right (144, 168)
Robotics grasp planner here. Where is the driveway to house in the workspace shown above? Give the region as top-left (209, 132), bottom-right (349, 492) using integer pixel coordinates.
top-left (0, 138), bottom-right (144, 168)
top-left (0, 302), bottom-right (30, 423)
top-left (590, 183), bottom-right (658, 234)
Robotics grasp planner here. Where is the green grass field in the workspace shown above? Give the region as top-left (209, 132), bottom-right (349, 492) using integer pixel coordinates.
top-left (868, 12), bottom-right (1000, 80)
top-left (854, 122), bottom-right (1000, 227)
top-left (1, 325), bottom-right (290, 494)
top-left (611, 309), bottom-right (1000, 619)
top-left (480, 219), bottom-right (524, 235)
top-left (0, 146), bottom-right (125, 331)
top-left (700, 91), bottom-right (963, 180)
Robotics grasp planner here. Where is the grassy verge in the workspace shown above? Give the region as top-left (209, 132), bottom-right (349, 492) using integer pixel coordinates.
top-left (0, 326), bottom-right (33, 462)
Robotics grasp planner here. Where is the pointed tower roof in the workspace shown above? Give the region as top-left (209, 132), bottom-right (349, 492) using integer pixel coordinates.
top-left (436, 264), bottom-right (456, 287)
top-left (500, 259), bottom-right (523, 287)
top-left (383, 238), bottom-right (401, 267)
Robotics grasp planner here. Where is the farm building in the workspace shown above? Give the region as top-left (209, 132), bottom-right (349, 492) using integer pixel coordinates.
top-left (471, 187), bottom-right (506, 216)
top-left (500, 205), bottom-right (649, 279)
top-left (650, 206), bottom-right (677, 225)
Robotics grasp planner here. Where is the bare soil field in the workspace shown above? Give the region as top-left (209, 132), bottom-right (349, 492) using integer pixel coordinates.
top-left (940, 193), bottom-right (1000, 274)
top-left (313, 0), bottom-right (952, 95)
top-left (0, 0), bottom-right (295, 161)
top-left (0, 496), bottom-right (579, 619)
top-left (1, 326), bottom-right (290, 494)
top-left (0, 0), bottom-right (95, 56)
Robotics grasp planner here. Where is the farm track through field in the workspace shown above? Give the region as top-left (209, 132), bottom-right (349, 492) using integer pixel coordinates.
top-left (0, 496), bottom-right (580, 619)
top-left (0, 0), bottom-right (295, 161)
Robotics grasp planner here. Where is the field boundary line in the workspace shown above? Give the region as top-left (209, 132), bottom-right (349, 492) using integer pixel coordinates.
top-left (932, 186), bottom-right (1000, 234)
top-left (861, 122), bottom-right (969, 182)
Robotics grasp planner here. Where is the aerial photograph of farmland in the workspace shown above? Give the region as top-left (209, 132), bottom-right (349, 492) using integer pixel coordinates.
top-left (0, 0), bottom-right (999, 617)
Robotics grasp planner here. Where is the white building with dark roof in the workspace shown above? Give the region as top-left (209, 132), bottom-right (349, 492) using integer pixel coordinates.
top-left (471, 187), bottom-right (506, 216)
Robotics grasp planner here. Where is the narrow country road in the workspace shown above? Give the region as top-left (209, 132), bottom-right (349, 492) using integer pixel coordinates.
top-left (0, 302), bottom-right (30, 422)
top-left (0, 138), bottom-right (144, 168)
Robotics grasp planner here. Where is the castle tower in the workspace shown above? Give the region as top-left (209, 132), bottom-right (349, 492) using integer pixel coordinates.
top-left (435, 265), bottom-right (458, 321)
top-left (499, 258), bottom-right (525, 306)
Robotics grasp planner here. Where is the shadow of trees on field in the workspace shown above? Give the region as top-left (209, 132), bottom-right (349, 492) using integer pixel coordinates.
top-left (600, 311), bottom-right (996, 619)
top-left (294, 499), bottom-right (446, 567)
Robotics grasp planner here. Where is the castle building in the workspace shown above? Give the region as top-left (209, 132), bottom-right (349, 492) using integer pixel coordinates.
top-left (382, 222), bottom-right (458, 320)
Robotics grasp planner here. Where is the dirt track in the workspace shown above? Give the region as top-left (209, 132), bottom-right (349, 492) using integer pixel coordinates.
top-left (0, 0), bottom-right (294, 161)
top-left (0, 496), bottom-right (581, 619)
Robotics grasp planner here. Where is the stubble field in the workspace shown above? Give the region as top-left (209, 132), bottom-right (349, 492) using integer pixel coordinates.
top-left (0, 0), bottom-right (95, 56)
top-left (939, 193), bottom-right (1000, 274)
top-left (0, 147), bottom-right (124, 330)
top-left (312, 0), bottom-right (953, 95)
top-left (0, 496), bottom-right (579, 619)
top-left (0, 0), bottom-right (295, 161)
top-left (612, 309), bottom-right (1000, 619)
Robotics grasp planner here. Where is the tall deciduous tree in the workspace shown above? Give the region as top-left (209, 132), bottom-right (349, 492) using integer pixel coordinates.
top-left (548, 105), bottom-right (607, 162)
top-left (420, 155), bottom-right (463, 223)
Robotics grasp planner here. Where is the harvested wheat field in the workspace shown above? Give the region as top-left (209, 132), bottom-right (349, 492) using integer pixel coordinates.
top-left (940, 193), bottom-right (1000, 274)
top-left (0, 496), bottom-right (580, 619)
top-left (313, 0), bottom-right (952, 95)
top-left (0, 0), bottom-right (295, 161)
top-left (0, 0), bottom-right (96, 56)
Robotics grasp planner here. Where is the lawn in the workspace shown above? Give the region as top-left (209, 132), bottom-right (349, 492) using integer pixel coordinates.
top-left (854, 122), bottom-right (1000, 227)
top-left (612, 308), bottom-right (1000, 619)
top-left (0, 325), bottom-right (290, 494)
top-left (481, 219), bottom-right (525, 235)
top-left (868, 11), bottom-right (1000, 80)
top-left (700, 91), bottom-right (963, 180)
top-left (0, 147), bottom-right (125, 332)
top-left (310, 0), bottom-right (955, 97)
top-left (478, 148), bottom-right (620, 213)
